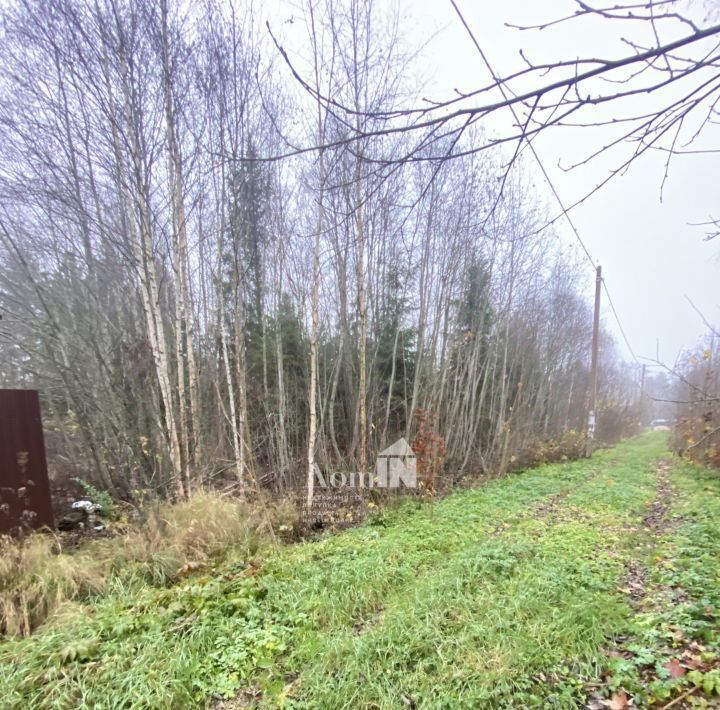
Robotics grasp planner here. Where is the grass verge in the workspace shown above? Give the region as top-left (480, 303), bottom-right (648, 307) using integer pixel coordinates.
top-left (593, 455), bottom-right (720, 707)
top-left (2, 434), bottom-right (718, 708)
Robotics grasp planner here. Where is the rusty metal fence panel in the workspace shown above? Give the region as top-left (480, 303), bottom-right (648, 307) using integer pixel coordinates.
top-left (0, 390), bottom-right (54, 534)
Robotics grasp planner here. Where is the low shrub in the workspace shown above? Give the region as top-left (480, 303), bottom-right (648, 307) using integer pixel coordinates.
top-left (512, 429), bottom-right (586, 470)
top-left (596, 401), bottom-right (641, 445)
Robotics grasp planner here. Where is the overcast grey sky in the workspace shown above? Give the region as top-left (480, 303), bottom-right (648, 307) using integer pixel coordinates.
top-left (417, 1), bottom-right (720, 367)
top-left (267, 0), bottom-right (719, 366)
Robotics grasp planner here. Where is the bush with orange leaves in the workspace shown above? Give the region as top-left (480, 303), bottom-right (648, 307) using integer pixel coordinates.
top-left (670, 338), bottom-right (720, 468)
top-left (411, 409), bottom-right (446, 494)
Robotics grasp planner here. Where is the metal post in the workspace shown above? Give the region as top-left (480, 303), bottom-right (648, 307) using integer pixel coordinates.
top-left (586, 266), bottom-right (602, 457)
top-left (0, 389), bottom-right (54, 534)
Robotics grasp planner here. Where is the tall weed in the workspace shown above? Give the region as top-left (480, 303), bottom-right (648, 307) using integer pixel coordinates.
top-left (0, 492), bottom-right (294, 637)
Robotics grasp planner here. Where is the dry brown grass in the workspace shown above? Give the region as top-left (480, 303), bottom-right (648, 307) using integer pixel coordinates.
top-left (0, 492), bottom-right (297, 637)
top-left (0, 534), bottom-right (106, 637)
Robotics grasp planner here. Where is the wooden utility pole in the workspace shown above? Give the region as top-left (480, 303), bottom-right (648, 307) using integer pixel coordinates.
top-left (639, 363), bottom-right (647, 425)
top-left (586, 265), bottom-right (602, 457)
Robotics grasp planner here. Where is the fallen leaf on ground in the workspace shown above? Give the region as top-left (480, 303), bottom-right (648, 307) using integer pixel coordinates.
top-left (604, 689), bottom-right (631, 709)
top-left (663, 658), bottom-right (686, 679)
top-left (683, 653), bottom-right (706, 670)
top-left (176, 561), bottom-right (206, 576)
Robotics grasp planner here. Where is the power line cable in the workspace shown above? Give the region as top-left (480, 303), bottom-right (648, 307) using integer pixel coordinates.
top-left (449, 0), bottom-right (642, 364)
top-left (602, 278), bottom-right (641, 364)
top-left (448, 0), bottom-right (597, 269)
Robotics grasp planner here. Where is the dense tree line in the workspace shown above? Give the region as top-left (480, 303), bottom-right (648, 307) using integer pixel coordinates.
top-left (0, 0), bottom-right (640, 503)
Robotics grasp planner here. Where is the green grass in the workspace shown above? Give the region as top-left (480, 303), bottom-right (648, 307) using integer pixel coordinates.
top-left (1, 433), bottom-right (719, 708)
top-left (599, 455), bottom-right (720, 706)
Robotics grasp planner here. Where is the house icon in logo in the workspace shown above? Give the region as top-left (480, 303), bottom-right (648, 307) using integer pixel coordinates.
top-left (374, 438), bottom-right (417, 488)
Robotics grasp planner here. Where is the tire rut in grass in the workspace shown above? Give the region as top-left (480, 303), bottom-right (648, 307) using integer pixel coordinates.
top-left (318, 457), bottom-right (641, 708)
top-left (307, 474), bottom-right (598, 642)
top-left (217, 456), bottom-right (637, 708)
top-left (584, 457), bottom-right (701, 710)
top-left (619, 560), bottom-right (649, 607)
top-left (614, 458), bottom-right (678, 608)
top-left (488, 466), bottom-right (602, 535)
top-left (526, 466), bottom-right (604, 527)
top-left (643, 458), bottom-right (682, 534)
